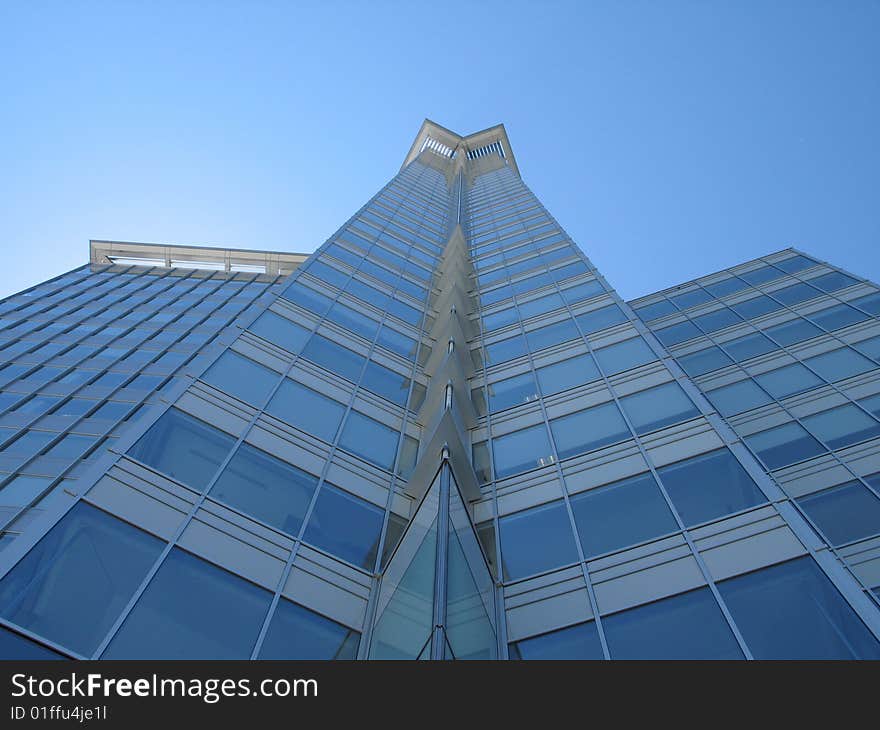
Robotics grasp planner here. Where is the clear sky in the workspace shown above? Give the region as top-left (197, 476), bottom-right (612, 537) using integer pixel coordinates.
top-left (1, 1), bottom-right (878, 301)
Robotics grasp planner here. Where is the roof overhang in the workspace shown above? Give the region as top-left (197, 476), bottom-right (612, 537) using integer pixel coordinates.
top-left (401, 119), bottom-right (520, 177)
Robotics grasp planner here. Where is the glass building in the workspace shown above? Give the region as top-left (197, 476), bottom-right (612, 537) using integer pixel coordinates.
top-left (0, 120), bottom-right (879, 660)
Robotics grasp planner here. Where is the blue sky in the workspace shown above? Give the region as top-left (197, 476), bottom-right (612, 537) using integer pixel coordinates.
top-left (1, 1), bottom-right (878, 301)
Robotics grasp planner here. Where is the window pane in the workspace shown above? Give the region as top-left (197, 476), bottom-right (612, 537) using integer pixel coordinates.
top-left (658, 448), bottom-right (766, 526)
top-left (536, 353), bottom-right (600, 396)
top-left (693, 308), bottom-right (740, 333)
top-left (603, 588), bottom-right (743, 660)
top-left (678, 346), bottom-right (733, 376)
top-left (594, 337), bottom-right (655, 375)
top-left (810, 303), bottom-right (869, 331)
top-left (655, 321), bottom-right (701, 346)
top-left (561, 279), bottom-right (604, 305)
top-left (804, 348), bottom-right (877, 382)
top-left (745, 422), bottom-right (825, 470)
top-left (619, 382), bottom-right (699, 435)
top-left (338, 411), bottom-right (399, 471)
top-left (802, 404), bottom-right (880, 450)
top-left (511, 621), bottom-right (604, 660)
top-left (706, 380), bottom-right (771, 417)
top-left (797, 481), bottom-right (880, 545)
top-left (723, 332), bottom-right (777, 362)
top-left (570, 472), bottom-right (677, 557)
top-left (731, 295), bottom-right (781, 319)
top-left (718, 557), bottom-right (880, 658)
top-left (670, 289), bottom-right (712, 310)
top-left (809, 271), bottom-right (858, 292)
top-left (485, 334), bottom-right (527, 364)
top-left (0, 626), bottom-right (65, 659)
top-left (771, 282), bottom-right (820, 306)
top-left (499, 500), bottom-right (579, 580)
top-left (525, 318), bottom-right (579, 352)
top-left (551, 401), bottom-right (630, 460)
top-left (705, 277), bottom-right (748, 297)
top-left (303, 484), bottom-right (384, 568)
top-left (487, 372), bottom-right (538, 413)
top-left (266, 379), bottom-right (345, 443)
top-left (209, 443), bottom-right (318, 535)
top-left (492, 424), bottom-right (555, 478)
top-left (518, 292), bottom-right (564, 320)
top-left (128, 409), bottom-right (236, 491)
top-left (739, 265), bottom-right (783, 285)
top-left (576, 304), bottom-right (627, 334)
top-left (775, 254), bottom-right (815, 273)
top-left (202, 351), bottom-right (279, 407)
top-left (755, 363), bottom-right (823, 399)
top-left (765, 318), bottom-right (822, 346)
top-left (0, 502), bottom-right (163, 656)
top-left (248, 311), bottom-right (310, 354)
top-left (360, 361), bottom-right (410, 407)
top-left (258, 599), bottom-right (359, 659)
top-left (853, 291), bottom-right (880, 315)
top-left (483, 307), bottom-right (518, 332)
top-left (104, 549), bottom-right (271, 659)
top-left (302, 333), bottom-right (364, 383)
top-left (635, 300), bottom-right (675, 321)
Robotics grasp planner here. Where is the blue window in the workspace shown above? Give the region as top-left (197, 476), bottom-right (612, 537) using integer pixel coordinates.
top-left (209, 443), bottom-right (318, 536)
top-left (693, 308), bottom-right (740, 333)
top-left (739, 265), bottom-right (783, 286)
top-left (775, 254), bottom-right (815, 273)
top-left (472, 440), bottom-right (492, 483)
top-left (810, 303), bottom-right (869, 332)
top-left (202, 351), bottom-right (279, 407)
top-left (561, 279), bottom-right (604, 305)
top-left (655, 321), bottom-right (701, 346)
top-left (765, 318), bottom-right (822, 346)
top-left (855, 335), bottom-right (880, 361)
top-left (338, 411), bottom-right (399, 471)
top-left (0, 502), bottom-right (164, 656)
top-left (360, 361), bottom-right (410, 407)
top-left (853, 291), bottom-right (880, 315)
top-left (510, 621), bottom-right (604, 660)
top-left (603, 588), bottom-right (743, 660)
top-left (483, 307), bottom-right (519, 332)
top-left (377, 323), bottom-right (419, 360)
top-left (657, 448), bottom-right (766, 526)
top-left (303, 483), bottom-right (384, 569)
top-left (706, 380), bottom-right (771, 417)
top-left (103, 549), bottom-right (271, 659)
top-left (44, 434), bottom-right (97, 459)
top-left (731, 295), bottom-right (781, 319)
top-left (248, 312), bottom-right (309, 354)
top-left (594, 337), bottom-right (655, 375)
top-left (755, 362), bottom-right (823, 399)
top-left (717, 557), bottom-right (880, 658)
top-left (282, 283), bottom-right (333, 316)
top-left (576, 304), bottom-right (627, 335)
top-left (302, 334), bottom-right (365, 382)
top-left (809, 271), bottom-right (858, 292)
top-left (128, 409), bottom-right (235, 491)
top-left (634, 300), bottom-right (675, 321)
top-left (570, 472), bottom-right (678, 557)
top-left (0, 626), bottom-right (65, 659)
top-left (801, 404), bottom-right (880, 450)
top-left (499, 500), bottom-right (579, 580)
top-left (258, 599), bottom-right (359, 659)
top-left (678, 346), bottom-right (733, 377)
top-left (327, 302), bottom-right (379, 341)
top-left (804, 348), bottom-right (877, 382)
top-left (551, 401), bottom-right (630, 460)
top-left (861, 393), bottom-right (880, 420)
top-left (745, 422), bottom-right (825, 470)
top-left (536, 353), bottom-right (600, 396)
top-left (723, 332), bottom-right (777, 362)
top-left (797, 481), bottom-right (880, 545)
top-left (487, 372), bottom-right (539, 412)
top-left (485, 333), bottom-right (527, 364)
top-left (518, 292), bottom-right (564, 320)
top-left (525, 318), bottom-right (580, 352)
top-left (705, 277), bottom-right (749, 297)
top-left (771, 282), bottom-right (819, 306)
top-left (670, 289), bottom-right (712, 310)
top-left (619, 382), bottom-right (699, 435)
top-left (492, 424), bottom-right (555, 478)
top-left (266, 379), bottom-right (345, 444)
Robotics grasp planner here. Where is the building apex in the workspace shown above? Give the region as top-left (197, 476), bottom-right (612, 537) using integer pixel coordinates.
top-left (401, 119), bottom-right (519, 177)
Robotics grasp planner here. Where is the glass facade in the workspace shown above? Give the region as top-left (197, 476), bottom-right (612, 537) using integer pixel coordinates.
top-left (0, 120), bottom-right (878, 659)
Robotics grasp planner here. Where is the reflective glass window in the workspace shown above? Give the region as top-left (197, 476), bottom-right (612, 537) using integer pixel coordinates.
top-left (603, 588), bottom-right (743, 660)
top-left (634, 300), bottom-right (675, 321)
top-left (804, 348), bottom-right (877, 382)
top-left (104, 549), bottom-right (271, 659)
top-left (775, 254), bottom-right (815, 273)
top-left (802, 404), bottom-right (880, 450)
top-left (249, 311), bottom-right (310, 354)
top-left (487, 372), bottom-right (539, 412)
top-left (771, 282), bottom-right (819, 306)
top-left (492, 424), bottom-right (554, 478)
top-left (619, 382), bottom-right (699, 435)
top-left (655, 321), bottom-right (701, 346)
top-left (258, 599), bottom-right (359, 659)
top-left (209, 443), bottom-right (318, 535)
top-left (594, 337), bottom-right (656, 375)
top-left (755, 362), bottom-right (823, 399)
top-left (266, 379), bottom-right (345, 444)
top-left (498, 500), bottom-right (579, 580)
top-left (706, 379), bottom-right (771, 417)
top-left (765, 318), bottom-right (822, 346)
top-left (535, 353), bottom-right (600, 396)
top-left (570, 472), bottom-right (677, 557)
top-left (739, 266), bottom-right (782, 286)
top-left (128, 408), bottom-right (235, 490)
top-left (745, 422), bottom-right (825, 469)
top-left (202, 351), bottom-right (279, 407)
top-left (518, 292), bottom-right (564, 320)
top-left (809, 271), bottom-right (858, 292)
top-left (693, 308), bottom-right (740, 333)
top-left (852, 291), bottom-right (880, 315)
top-left (551, 401), bottom-right (630, 460)
top-left (670, 289), bottom-right (712, 310)
top-left (485, 334), bottom-right (527, 365)
top-left (360, 361), bottom-right (410, 407)
top-left (657, 448), bottom-right (766, 526)
top-left (797, 481), bottom-right (880, 545)
top-left (482, 307), bottom-right (518, 332)
top-left (0, 502), bottom-right (164, 656)
top-left (809, 303), bottom-right (869, 331)
top-left (525, 318), bottom-right (579, 352)
top-left (723, 332), bottom-right (777, 362)
top-left (717, 557), bottom-right (880, 658)
top-left (303, 483), bottom-right (384, 569)
top-left (0, 626), bottom-right (65, 659)
top-left (705, 277), bottom-right (749, 297)
top-left (338, 410), bottom-right (399, 471)
top-left (678, 346), bottom-right (733, 377)
top-left (575, 304), bottom-right (627, 334)
top-left (510, 621), bottom-right (603, 660)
